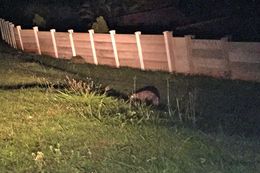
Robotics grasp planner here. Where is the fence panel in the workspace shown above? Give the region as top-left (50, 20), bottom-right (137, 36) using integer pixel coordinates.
top-left (38, 31), bottom-right (55, 57)
top-left (229, 42), bottom-right (260, 81)
top-left (94, 34), bottom-right (116, 67)
top-left (190, 39), bottom-right (228, 77)
top-left (73, 32), bottom-right (94, 64)
top-left (20, 29), bottom-right (37, 53)
top-left (115, 34), bottom-right (139, 68)
top-left (140, 35), bottom-right (168, 71)
top-left (55, 32), bottom-right (72, 59)
top-left (172, 37), bottom-right (190, 73)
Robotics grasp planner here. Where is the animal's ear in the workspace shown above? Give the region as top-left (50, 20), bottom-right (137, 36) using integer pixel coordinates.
top-left (105, 86), bottom-right (111, 91)
top-left (129, 94), bottom-right (136, 99)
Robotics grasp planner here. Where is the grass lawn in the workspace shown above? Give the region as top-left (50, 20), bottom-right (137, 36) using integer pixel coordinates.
top-left (0, 42), bottom-right (259, 172)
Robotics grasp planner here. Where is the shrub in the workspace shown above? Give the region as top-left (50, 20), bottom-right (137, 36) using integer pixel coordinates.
top-left (32, 13), bottom-right (46, 28)
top-left (91, 16), bottom-right (109, 33)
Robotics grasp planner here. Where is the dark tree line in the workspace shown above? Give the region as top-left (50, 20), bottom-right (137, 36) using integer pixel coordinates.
top-left (0, 0), bottom-right (258, 40)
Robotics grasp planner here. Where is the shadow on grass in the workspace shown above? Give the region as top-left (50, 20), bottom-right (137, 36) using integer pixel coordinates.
top-left (0, 82), bottom-right (67, 90)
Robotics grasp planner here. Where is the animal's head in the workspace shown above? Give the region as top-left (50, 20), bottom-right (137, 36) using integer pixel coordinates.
top-left (129, 92), bottom-right (160, 106)
top-left (129, 93), bottom-right (141, 104)
top-left (104, 86), bottom-right (111, 92)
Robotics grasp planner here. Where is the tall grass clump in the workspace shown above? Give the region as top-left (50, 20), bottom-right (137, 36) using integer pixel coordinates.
top-left (166, 79), bottom-right (198, 127)
top-left (55, 77), bottom-right (158, 125)
top-left (176, 88), bottom-right (198, 127)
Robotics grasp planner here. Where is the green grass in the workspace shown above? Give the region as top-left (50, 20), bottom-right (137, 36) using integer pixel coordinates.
top-left (18, 45), bottom-right (260, 136)
top-left (0, 42), bottom-right (259, 172)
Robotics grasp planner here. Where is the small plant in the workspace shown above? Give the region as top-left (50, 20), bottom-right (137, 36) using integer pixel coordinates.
top-left (166, 78), bottom-right (175, 121)
top-left (49, 143), bottom-right (62, 164)
top-left (133, 76), bottom-right (137, 93)
top-left (64, 76), bottom-right (103, 95)
top-left (175, 89), bottom-right (198, 127)
top-left (91, 16), bottom-right (109, 33)
top-left (32, 151), bottom-right (45, 172)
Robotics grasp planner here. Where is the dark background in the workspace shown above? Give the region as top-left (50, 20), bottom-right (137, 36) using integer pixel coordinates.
top-left (0, 0), bottom-right (259, 41)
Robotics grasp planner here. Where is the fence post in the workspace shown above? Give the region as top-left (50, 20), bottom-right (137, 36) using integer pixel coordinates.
top-left (110, 30), bottom-right (120, 68)
top-left (163, 31), bottom-right (176, 73)
top-left (68, 29), bottom-right (76, 57)
top-left (184, 35), bottom-right (194, 73)
top-left (8, 22), bottom-right (15, 47)
top-left (10, 23), bottom-right (17, 49)
top-left (33, 26), bottom-right (41, 55)
top-left (0, 19), bottom-right (4, 40)
top-left (3, 20), bottom-right (9, 44)
top-left (8, 22), bottom-right (14, 48)
top-left (88, 29), bottom-right (98, 65)
top-left (5, 21), bottom-right (12, 45)
top-left (3, 21), bottom-right (7, 42)
top-left (7, 22), bottom-right (13, 46)
top-left (135, 31), bottom-right (145, 70)
top-left (221, 37), bottom-right (231, 78)
top-left (2, 20), bottom-right (8, 43)
top-left (16, 26), bottom-right (24, 50)
top-left (50, 29), bottom-right (58, 58)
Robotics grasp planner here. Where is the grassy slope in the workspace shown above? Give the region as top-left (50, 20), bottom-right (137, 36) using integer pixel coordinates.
top-left (0, 43), bottom-right (259, 172)
top-left (20, 45), bottom-right (260, 136)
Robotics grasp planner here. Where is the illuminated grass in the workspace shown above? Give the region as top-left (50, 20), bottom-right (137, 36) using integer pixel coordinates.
top-left (0, 42), bottom-right (259, 172)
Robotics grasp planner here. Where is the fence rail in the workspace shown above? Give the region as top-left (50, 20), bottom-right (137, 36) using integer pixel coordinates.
top-left (0, 18), bottom-right (259, 82)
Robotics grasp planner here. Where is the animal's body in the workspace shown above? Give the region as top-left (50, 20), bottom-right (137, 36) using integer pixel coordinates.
top-left (130, 86), bottom-right (160, 106)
